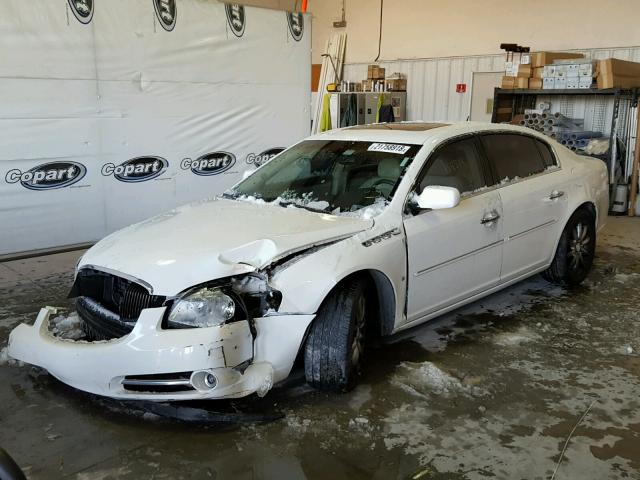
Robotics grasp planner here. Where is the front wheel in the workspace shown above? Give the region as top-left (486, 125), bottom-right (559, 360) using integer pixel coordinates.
top-left (304, 278), bottom-right (367, 392)
top-left (543, 208), bottom-right (596, 285)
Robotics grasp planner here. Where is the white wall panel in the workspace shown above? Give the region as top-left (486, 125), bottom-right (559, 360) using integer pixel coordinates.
top-left (343, 46), bottom-right (640, 123)
top-left (0, 0), bottom-right (311, 256)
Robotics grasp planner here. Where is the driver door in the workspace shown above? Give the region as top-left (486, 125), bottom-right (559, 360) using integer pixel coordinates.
top-left (403, 135), bottom-right (503, 324)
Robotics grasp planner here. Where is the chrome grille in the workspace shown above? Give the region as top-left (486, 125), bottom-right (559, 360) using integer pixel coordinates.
top-left (69, 269), bottom-right (165, 339)
top-left (121, 282), bottom-right (153, 320)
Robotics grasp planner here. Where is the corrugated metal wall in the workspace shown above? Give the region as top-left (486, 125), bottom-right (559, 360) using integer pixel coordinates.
top-left (342, 46), bottom-right (640, 122)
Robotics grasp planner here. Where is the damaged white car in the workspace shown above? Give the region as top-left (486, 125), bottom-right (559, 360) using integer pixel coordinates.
top-left (8, 122), bottom-right (608, 401)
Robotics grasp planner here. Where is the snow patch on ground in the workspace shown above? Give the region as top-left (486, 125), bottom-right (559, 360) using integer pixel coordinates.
top-left (493, 326), bottom-right (541, 347)
top-left (614, 272), bottom-right (640, 283)
top-left (392, 361), bottom-right (487, 398)
top-left (49, 311), bottom-right (85, 340)
top-left (0, 346), bottom-right (11, 366)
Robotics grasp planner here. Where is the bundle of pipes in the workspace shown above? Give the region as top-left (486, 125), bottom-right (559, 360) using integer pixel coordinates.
top-left (558, 132), bottom-right (605, 152)
top-left (522, 113), bottom-right (547, 132)
top-left (521, 112), bottom-right (606, 154)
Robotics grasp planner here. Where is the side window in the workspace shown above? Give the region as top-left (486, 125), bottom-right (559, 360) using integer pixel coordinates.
top-left (481, 134), bottom-right (546, 182)
top-left (534, 139), bottom-right (558, 168)
top-left (418, 137), bottom-right (487, 195)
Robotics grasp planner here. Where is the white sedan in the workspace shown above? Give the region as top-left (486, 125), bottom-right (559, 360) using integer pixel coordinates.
top-left (8, 122), bottom-right (609, 400)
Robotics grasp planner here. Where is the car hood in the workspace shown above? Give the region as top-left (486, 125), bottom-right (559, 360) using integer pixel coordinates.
top-left (79, 198), bottom-right (373, 295)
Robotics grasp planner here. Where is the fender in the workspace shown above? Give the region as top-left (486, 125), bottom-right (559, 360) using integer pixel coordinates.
top-left (270, 226), bottom-right (407, 331)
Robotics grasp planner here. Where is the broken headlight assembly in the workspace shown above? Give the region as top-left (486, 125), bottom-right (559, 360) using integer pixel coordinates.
top-left (164, 274), bottom-right (282, 329)
top-left (166, 287), bottom-right (236, 328)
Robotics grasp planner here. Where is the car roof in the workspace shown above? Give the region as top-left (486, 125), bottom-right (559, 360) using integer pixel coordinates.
top-left (345, 122), bottom-right (449, 132)
top-left (307, 121), bottom-right (550, 146)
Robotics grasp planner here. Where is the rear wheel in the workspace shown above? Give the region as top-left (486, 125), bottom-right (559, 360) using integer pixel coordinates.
top-left (543, 208), bottom-right (596, 285)
top-left (304, 278), bottom-right (367, 392)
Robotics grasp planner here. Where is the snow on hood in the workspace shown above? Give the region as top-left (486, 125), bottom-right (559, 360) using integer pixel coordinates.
top-left (79, 198), bottom-right (373, 296)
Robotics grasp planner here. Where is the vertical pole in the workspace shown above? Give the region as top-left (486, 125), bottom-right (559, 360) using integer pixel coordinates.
top-left (628, 103), bottom-right (640, 216)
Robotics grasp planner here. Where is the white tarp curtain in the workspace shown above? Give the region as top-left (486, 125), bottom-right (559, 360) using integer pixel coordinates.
top-left (0, 0), bottom-right (310, 256)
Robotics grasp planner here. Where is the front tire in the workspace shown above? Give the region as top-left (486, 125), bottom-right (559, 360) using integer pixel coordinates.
top-left (304, 278), bottom-right (367, 392)
top-left (543, 208), bottom-right (596, 285)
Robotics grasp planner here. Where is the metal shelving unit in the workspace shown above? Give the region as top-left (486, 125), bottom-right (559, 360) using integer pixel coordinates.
top-left (491, 87), bottom-right (639, 208)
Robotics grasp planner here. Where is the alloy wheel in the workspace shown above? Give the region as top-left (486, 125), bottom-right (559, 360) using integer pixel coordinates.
top-left (568, 222), bottom-right (591, 270)
top-left (350, 295), bottom-right (366, 367)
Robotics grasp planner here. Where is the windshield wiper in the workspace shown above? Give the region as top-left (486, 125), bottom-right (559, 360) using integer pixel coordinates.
top-left (277, 200), bottom-right (329, 214)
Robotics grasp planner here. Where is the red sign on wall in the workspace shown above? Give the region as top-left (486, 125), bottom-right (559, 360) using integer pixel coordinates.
top-left (456, 83), bottom-right (467, 93)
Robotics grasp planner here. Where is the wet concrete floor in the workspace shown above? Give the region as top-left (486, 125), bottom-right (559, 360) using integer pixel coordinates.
top-left (0, 216), bottom-right (639, 479)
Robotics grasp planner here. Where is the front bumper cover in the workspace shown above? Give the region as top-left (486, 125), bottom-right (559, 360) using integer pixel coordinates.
top-left (8, 306), bottom-right (314, 401)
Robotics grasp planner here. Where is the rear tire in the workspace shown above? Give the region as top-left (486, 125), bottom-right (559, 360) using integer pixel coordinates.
top-left (543, 208), bottom-right (596, 285)
top-left (304, 278), bottom-right (367, 392)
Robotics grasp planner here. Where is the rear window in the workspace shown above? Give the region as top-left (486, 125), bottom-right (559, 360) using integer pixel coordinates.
top-left (481, 134), bottom-right (546, 182)
top-left (535, 139), bottom-right (558, 168)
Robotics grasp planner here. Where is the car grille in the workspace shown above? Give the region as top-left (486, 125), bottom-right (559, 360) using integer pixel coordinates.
top-left (70, 268), bottom-right (165, 340)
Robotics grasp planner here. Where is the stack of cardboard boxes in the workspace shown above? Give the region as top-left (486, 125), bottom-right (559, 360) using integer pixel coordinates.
top-left (361, 65), bottom-right (407, 92)
top-left (502, 51), bottom-right (586, 90)
top-left (541, 60), bottom-right (595, 90)
top-left (362, 65), bottom-right (386, 92)
top-left (502, 51), bottom-right (640, 91)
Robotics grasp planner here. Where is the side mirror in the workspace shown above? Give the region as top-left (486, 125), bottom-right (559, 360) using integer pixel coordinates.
top-left (416, 185), bottom-right (461, 210)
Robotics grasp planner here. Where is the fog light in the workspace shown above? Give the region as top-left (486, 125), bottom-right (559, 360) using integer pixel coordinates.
top-left (190, 370), bottom-right (220, 391)
top-left (205, 373), bottom-right (217, 388)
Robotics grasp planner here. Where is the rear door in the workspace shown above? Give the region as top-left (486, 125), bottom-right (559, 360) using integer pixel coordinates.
top-left (479, 133), bottom-right (569, 282)
top-left (404, 136), bottom-right (503, 323)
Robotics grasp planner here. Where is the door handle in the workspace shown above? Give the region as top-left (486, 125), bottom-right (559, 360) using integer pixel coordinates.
top-left (549, 190), bottom-right (565, 200)
top-left (481, 212), bottom-right (500, 225)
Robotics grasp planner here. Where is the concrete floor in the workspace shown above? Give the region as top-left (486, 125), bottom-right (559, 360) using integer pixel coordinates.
top-left (1, 217), bottom-right (639, 479)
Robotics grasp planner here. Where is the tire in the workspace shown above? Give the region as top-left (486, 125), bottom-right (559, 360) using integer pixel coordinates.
top-left (304, 278), bottom-right (367, 392)
top-left (543, 208), bottom-right (596, 285)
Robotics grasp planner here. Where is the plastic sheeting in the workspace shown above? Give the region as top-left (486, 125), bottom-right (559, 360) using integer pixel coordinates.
top-left (0, 0), bottom-right (310, 256)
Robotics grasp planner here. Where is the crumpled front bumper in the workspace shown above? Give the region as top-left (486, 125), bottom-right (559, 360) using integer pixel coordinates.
top-left (8, 306), bottom-right (314, 401)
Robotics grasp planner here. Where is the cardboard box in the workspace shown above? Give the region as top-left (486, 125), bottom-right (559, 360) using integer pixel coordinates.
top-left (579, 63), bottom-right (594, 77)
top-left (367, 65), bottom-right (385, 80)
top-left (566, 64), bottom-right (580, 77)
top-left (385, 78), bottom-right (407, 91)
top-left (554, 77), bottom-right (567, 89)
top-left (515, 77), bottom-right (529, 89)
top-left (529, 78), bottom-right (543, 89)
top-left (504, 61), bottom-right (519, 77)
top-left (533, 67), bottom-right (545, 79)
top-left (566, 77), bottom-right (580, 89)
top-left (361, 79), bottom-right (373, 91)
top-left (517, 64), bottom-right (533, 78)
top-left (543, 77), bottom-right (555, 89)
top-left (579, 76), bottom-right (594, 89)
top-left (553, 65), bottom-right (567, 78)
top-left (501, 75), bottom-right (517, 89)
top-left (531, 51), bottom-right (584, 68)
top-left (597, 58), bottom-right (640, 89)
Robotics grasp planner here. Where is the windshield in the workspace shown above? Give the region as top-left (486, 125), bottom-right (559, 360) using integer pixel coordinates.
top-left (226, 140), bottom-right (421, 217)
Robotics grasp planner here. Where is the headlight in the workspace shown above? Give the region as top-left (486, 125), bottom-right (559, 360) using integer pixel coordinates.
top-left (167, 287), bottom-right (235, 328)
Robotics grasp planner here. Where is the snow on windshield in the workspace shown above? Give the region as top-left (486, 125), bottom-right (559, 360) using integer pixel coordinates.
top-left (230, 192), bottom-right (389, 219)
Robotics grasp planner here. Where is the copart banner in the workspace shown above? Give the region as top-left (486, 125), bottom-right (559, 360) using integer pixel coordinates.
top-left (0, 0), bottom-right (310, 256)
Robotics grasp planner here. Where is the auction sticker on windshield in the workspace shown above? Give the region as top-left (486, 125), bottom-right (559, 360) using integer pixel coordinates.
top-left (367, 143), bottom-right (412, 154)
